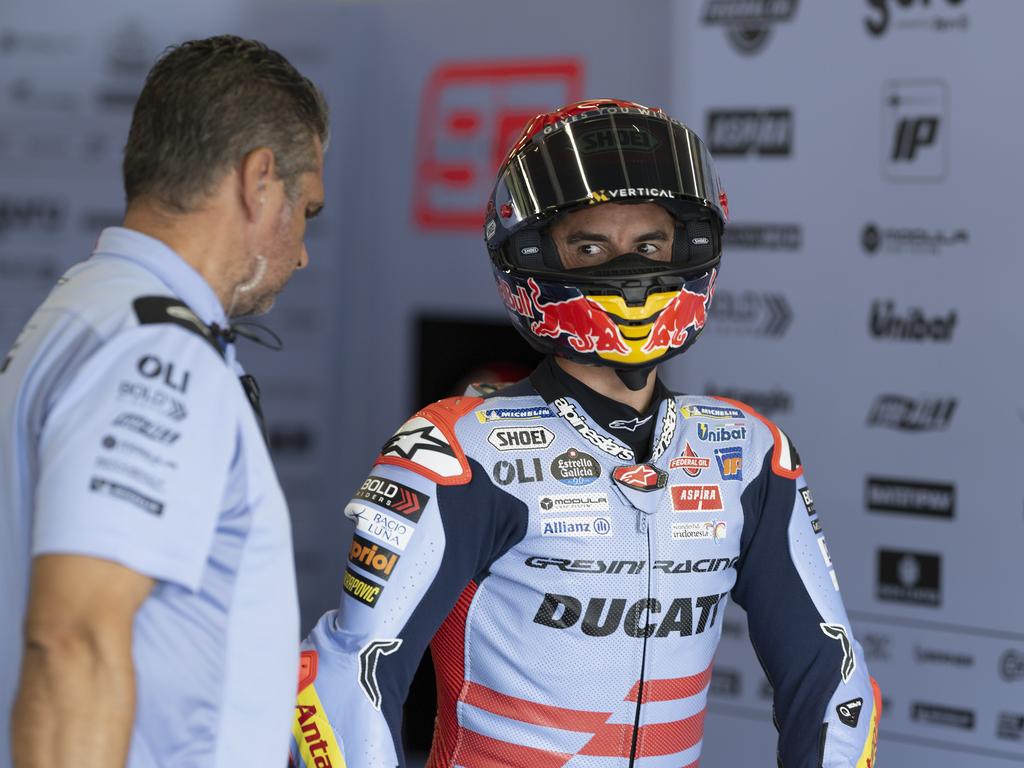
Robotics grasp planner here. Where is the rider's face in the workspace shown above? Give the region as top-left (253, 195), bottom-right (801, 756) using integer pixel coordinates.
top-left (549, 203), bottom-right (675, 270)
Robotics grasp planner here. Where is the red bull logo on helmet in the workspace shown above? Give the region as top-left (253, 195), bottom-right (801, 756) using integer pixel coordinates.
top-left (643, 270), bottom-right (716, 353)
top-left (496, 268), bottom-right (717, 367)
top-left (527, 278), bottom-right (631, 355)
top-left (497, 279), bottom-right (533, 319)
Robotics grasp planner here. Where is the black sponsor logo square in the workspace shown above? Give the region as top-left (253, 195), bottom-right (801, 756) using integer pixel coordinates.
top-left (998, 712), bottom-right (1024, 741)
top-left (866, 476), bottom-right (954, 519)
top-left (910, 701), bottom-right (975, 731)
top-left (877, 549), bottom-right (941, 607)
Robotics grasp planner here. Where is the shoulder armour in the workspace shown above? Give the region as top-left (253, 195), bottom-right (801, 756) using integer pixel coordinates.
top-left (711, 396), bottom-right (802, 479)
top-left (376, 396), bottom-right (482, 486)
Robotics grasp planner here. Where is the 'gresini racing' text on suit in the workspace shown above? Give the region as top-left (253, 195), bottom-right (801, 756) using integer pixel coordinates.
top-left (292, 371), bottom-right (881, 768)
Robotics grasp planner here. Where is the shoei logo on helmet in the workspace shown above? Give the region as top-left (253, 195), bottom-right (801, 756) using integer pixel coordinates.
top-left (578, 126), bottom-right (660, 154)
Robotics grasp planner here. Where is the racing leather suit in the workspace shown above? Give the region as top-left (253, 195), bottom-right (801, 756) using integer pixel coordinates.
top-left (291, 364), bottom-right (881, 768)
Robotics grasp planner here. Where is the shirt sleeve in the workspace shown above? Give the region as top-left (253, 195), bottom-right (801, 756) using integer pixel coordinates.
top-left (32, 323), bottom-right (239, 592)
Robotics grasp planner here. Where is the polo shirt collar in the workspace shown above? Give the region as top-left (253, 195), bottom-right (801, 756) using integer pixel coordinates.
top-left (92, 226), bottom-right (228, 327)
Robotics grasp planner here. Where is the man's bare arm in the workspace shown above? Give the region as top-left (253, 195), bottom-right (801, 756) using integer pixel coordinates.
top-left (12, 554), bottom-right (154, 767)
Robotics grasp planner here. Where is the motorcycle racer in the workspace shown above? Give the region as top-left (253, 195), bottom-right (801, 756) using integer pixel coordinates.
top-left (292, 100), bottom-right (881, 768)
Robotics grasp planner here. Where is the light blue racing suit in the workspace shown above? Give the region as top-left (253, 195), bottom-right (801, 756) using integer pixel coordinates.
top-left (292, 371), bottom-right (880, 768)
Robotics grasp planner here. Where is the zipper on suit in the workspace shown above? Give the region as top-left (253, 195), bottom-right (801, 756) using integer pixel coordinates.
top-left (627, 519), bottom-right (653, 766)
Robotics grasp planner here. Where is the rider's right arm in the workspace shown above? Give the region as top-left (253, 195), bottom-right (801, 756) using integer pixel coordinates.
top-left (290, 400), bottom-right (529, 768)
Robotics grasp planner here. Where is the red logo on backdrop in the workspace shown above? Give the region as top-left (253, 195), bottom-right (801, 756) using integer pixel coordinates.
top-left (669, 442), bottom-right (711, 477)
top-left (613, 464), bottom-right (669, 492)
top-left (414, 59), bottom-right (583, 231)
top-left (670, 484), bottom-right (724, 512)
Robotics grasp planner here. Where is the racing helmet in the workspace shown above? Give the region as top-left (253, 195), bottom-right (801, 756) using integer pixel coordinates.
top-left (485, 99), bottom-right (728, 387)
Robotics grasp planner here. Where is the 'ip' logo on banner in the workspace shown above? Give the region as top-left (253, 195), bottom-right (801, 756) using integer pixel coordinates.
top-left (413, 59), bottom-right (583, 231)
top-left (882, 79), bottom-right (949, 182)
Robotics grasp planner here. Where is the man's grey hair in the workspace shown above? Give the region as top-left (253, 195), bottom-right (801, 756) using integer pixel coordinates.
top-left (123, 35), bottom-right (329, 211)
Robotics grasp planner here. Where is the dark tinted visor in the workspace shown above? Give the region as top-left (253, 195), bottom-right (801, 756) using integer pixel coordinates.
top-left (488, 110), bottom-right (725, 247)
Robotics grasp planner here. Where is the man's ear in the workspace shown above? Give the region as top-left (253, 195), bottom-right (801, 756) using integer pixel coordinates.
top-left (239, 147), bottom-right (278, 222)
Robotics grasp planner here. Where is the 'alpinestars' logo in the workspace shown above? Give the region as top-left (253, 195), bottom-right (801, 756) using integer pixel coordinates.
top-left (381, 425), bottom-right (454, 460)
top-left (609, 415), bottom-right (653, 432)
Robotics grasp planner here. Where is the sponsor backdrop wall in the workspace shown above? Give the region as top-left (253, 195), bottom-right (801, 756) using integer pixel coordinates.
top-left (668, 2), bottom-right (1023, 767)
top-left (1, 0), bottom-right (1019, 765)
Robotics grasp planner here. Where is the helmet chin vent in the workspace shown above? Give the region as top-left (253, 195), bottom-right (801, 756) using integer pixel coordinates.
top-left (615, 367), bottom-right (653, 391)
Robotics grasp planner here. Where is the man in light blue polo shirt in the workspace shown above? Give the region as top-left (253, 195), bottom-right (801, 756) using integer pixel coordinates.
top-left (1, 36), bottom-right (328, 767)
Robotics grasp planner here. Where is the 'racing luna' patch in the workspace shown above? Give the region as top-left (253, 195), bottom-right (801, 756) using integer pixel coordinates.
top-left (343, 566), bottom-right (385, 607)
top-left (355, 475), bottom-right (429, 523)
top-left (344, 502), bottom-right (415, 551)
